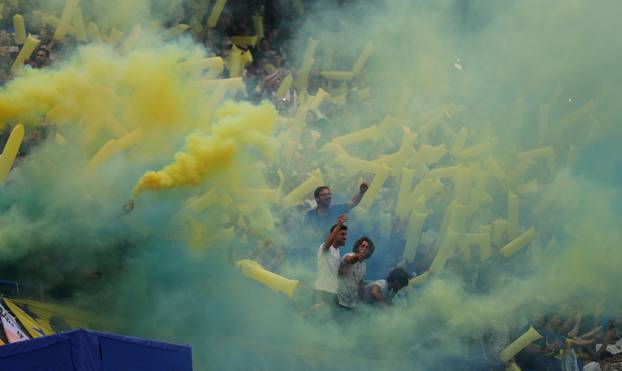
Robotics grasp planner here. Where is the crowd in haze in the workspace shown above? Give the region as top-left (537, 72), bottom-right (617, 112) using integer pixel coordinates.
top-left (0, 1), bottom-right (620, 370)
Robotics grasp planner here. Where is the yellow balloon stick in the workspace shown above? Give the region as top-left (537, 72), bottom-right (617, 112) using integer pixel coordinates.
top-left (500, 226), bottom-right (537, 258)
top-left (351, 42), bottom-right (374, 75)
top-left (320, 141), bottom-right (349, 158)
top-left (232, 187), bottom-right (281, 204)
top-left (429, 229), bottom-right (459, 274)
top-left (282, 169), bottom-right (324, 208)
top-left (509, 158), bottom-right (536, 186)
top-left (0, 124), bottom-right (25, 184)
top-left (87, 129), bottom-right (143, 169)
top-left (357, 165), bottom-right (390, 210)
top-left (319, 70), bottom-right (354, 81)
top-left (559, 99), bottom-right (596, 126)
top-left (409, 271), bottom-right (429, 286)
top-left (275, 73), bottom-right (293, 98)
top-left (120, 25), bottom-right (141, 54)
top-left (336, 153), bottom-right (385, 174)
top-left (226, 45), bottom-right (243, 78)
top-left (456, 141), bottom-right (493, 161)
top-left (306, 88), bottom-right (328, 111)
top-left (450, 126), bottom-right (469, 156)
top-left (448, 202), bottom-right (467, 233)
top-left (231, 35), bottom-right (258, 47)
top-left (10, 35), bottom-right (40, 75)
top-left (332, 125), bottom-right (379, 146)
top-left (505, 362), bottom-right (521, 371)
top-left (252, 16), bottom-right (264, 39)
top-left (427, 165), bottom-right (460, 179)
top-left (179, 57), bottom-right (224, 73)
top-left (53, 0), bottom-right (79, 40)
top-left (470, 226), bottom-right (492, 261)
top-left (72, 6), bottom-right (87, 42)
top-left (236, 259), bottom-right (300, 298)
top-left (207, 0), bottom-right (228, 29)
top-left (499, 326), bottom-right (543, 362)
top-left (295, 38), bottom-right (319, 93)
top-left (13, 14), bottom-right (27, 45)
top-left (402, 211), bottom-right (428, 263)
top-left (87, 22), bottom-right (102, 43)
top-left (395, 168), bottom-right (416, 222)
top-left (518, 145), bottom-right (555, 162)
top-left (453, 166), bottom-right (470, 204)
top-left (485, 156), bottom-right (508, 186)
top-left (105, 28), bottom-right (123, 47)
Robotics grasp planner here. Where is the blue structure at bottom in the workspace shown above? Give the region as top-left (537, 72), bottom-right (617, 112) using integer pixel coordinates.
top-left (0, 328), bottom-right (193, 371)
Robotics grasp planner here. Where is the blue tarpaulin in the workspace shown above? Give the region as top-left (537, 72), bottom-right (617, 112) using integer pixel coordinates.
top-left (0, 328), bottom-right (192, 370)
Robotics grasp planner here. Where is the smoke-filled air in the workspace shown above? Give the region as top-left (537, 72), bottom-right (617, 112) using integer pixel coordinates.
top-left (0, 0), bottom-right (621, 369)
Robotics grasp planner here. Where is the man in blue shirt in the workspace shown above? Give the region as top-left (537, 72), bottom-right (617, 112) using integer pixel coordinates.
top-left (304, 182), bottom-right (368, 233)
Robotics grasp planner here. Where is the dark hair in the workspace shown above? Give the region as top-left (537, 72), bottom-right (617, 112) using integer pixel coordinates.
top-left (387, 268), bottom-right (410, 288)
top-left (352, 237), bottom-right (374, 258)
top-left (36, 47), bottom-right (50, 58)
top-left (329, 223), bottom-right (347, 233)
top-left (314, 186), bottom-right (330, 200)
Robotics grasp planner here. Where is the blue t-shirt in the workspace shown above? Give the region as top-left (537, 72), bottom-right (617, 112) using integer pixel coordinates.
top-left (304, 203), bottom-right (350, 235)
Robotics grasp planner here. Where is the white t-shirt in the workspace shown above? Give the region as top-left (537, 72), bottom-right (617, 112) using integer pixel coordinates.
top-left (314, 243), bottom-right (341, 294)
top-left (337, 253), bottom-right (366, 308)
top-left (362, 279), bottom-right (396, 304)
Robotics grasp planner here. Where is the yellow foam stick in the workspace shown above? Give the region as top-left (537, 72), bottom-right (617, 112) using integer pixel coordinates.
top-left (276, 73), bottom-right (293, 98)
top-left (351, 42), bottom-right (374, 75)
top-left (295, 38), bottom-right (319, 93)
top-left (13, 14), bottom-right (27, 45)
top-left (196, 77), bottom-right (243, 92)
top-left (395, 168), bottom-right (416, 222)
top-left (491, 219), bottom-right (507, 245)
top-left (453, 166), bottom-right (470, 204)
top-left (241, 49), bottom-right (253, 66)
top-left (456, 141), bottom-right (493, 161)
top-left (428, 165), bottom-right (460, 179)
top-left (236, 259), bottom-right (300, 298)
top-left (87, 22), bottom-right (102, 43)
top-left (506, 362), bottom-right (522, 371)
top-left (450, 127), bottom-right (469, 155)
top-left (87, 129), bottom-right (143, 169)
top-left (485, 156), bottom-right (508, 186)
top-left (252, 16), bottom-right (264, 39)
top-left (319, 71), bottom-right (354, 81)
top-left (559, 99), bottom-right (596, 126)
top-left (429, 229), bottom-right (459, 274)
top-left (518, 146), bottom-right (555, 162)
top-left (500, 326), bottom-right (543, 362)
top-left (409, 271), bottom-right (429, 286)
top-left (500, 226), bottom-right (537, 258)
top-left (72, 6), bottom-right (87, 42)
top-left (320, 141), bottom-right (349, 158)
top-left (0, 124), bottom-right (25, 184)
top-left (537, 104), bottom-right (551, 146)
top-left (507, 192), bottom-right (519, 238)
top-left (207, 0), bottom-right (228, 28)
top-left (409, 178), bottom-right (442, 207)
top-left (53, 0), bottom-right (79, 40)
top-left (332, 125), bottom-right (379, 146)
top-left (469, 169), bottom-right (491, 212)
top-left (379, 212), bottom-right (392, 239)
top-left (282, 169), bottom-right (324, 208)
top-left (10, 35), bottom-right (40, 75)
top-left (226, 45), bottom-right (243, 78)
top-left (357, 165), bottom-right (390, 210)
top-left (232, 36), bottom-right (258, 47)
top-left (106, 28), bottom-right (123, 47)
top-left (448, 202), bottom-right (467, 233)
top-left (402, 211), bottom-right (428, 263)
top-left (179, 57), bottom-right (224, 73)
top-left (305, 88), bottom-right (328, 112)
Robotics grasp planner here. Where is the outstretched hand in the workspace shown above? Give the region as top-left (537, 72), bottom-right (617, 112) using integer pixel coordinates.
top-left (359, 181), bottom-right (369, 194)
top-left (337, 214), bottom-right (348, 225)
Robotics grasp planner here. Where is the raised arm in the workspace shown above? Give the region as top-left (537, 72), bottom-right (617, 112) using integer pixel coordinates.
top-left (346, 182), bottom-right (368, 210)
top-left (323, 214), bottom-right (347, 250)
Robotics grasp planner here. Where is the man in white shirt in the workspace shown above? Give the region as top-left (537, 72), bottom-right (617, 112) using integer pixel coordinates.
top-left (362, 267), bottom-right (410, 307)
top-left (313, 214), bottom-right (348, 307)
